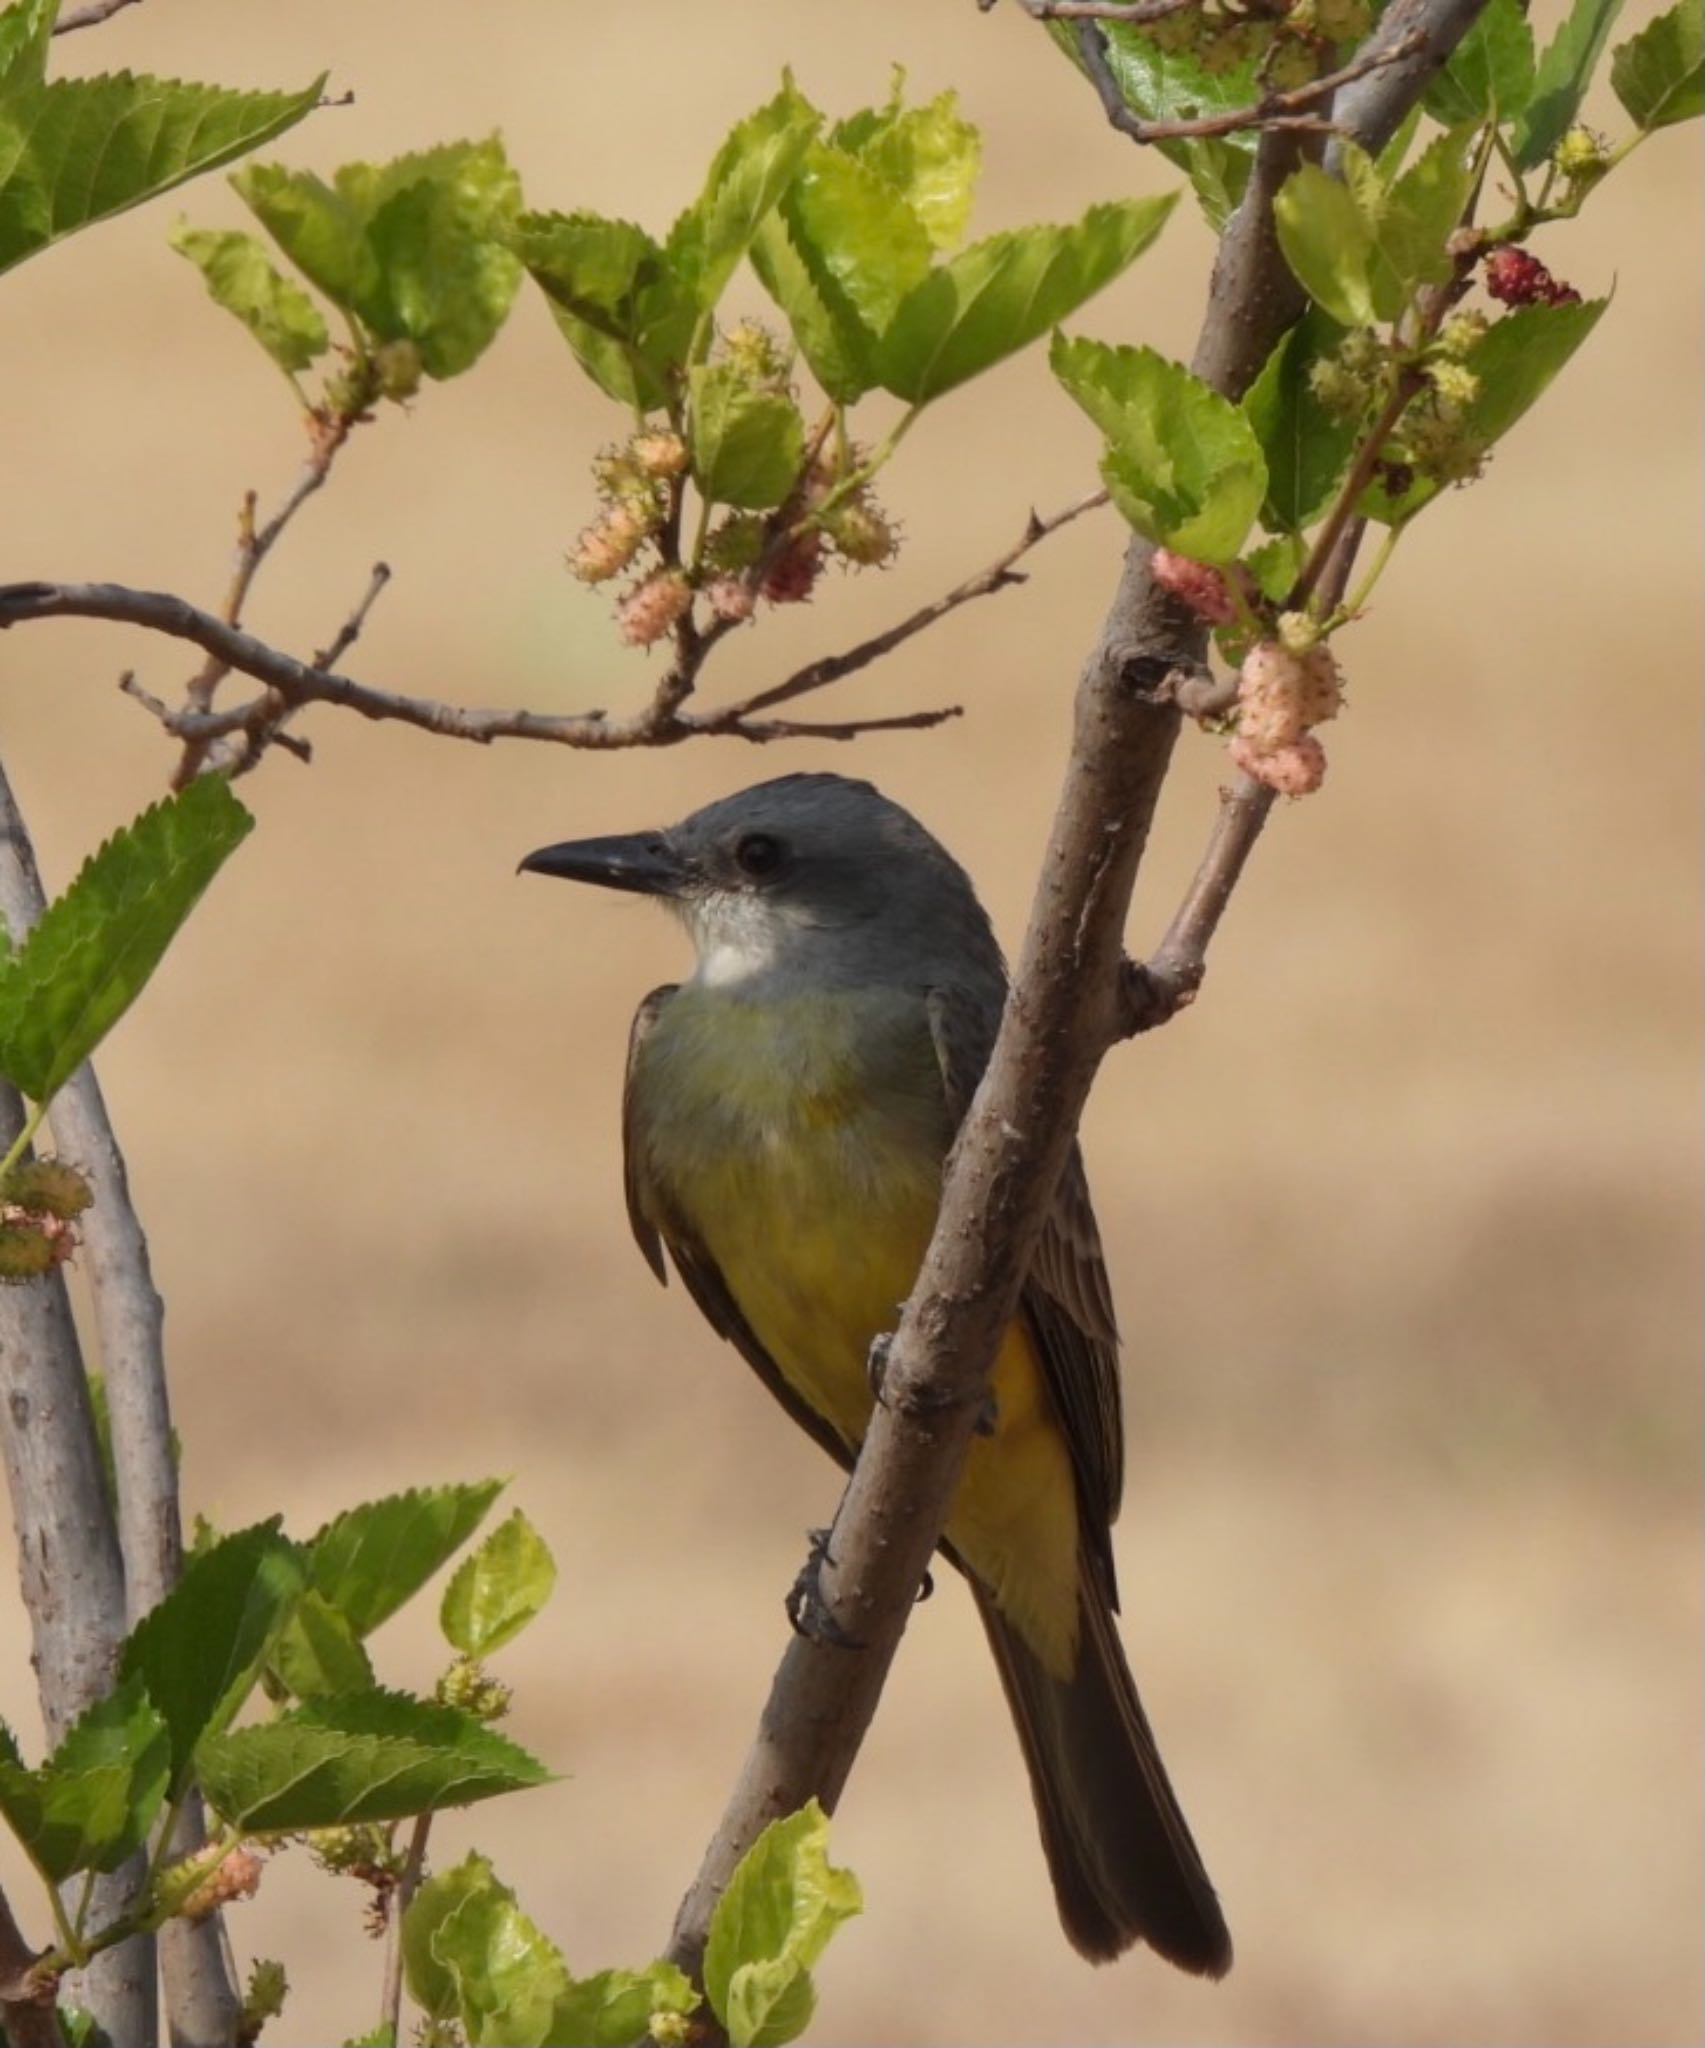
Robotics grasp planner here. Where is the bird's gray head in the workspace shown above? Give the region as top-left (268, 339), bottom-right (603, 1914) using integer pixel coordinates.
top-left (521, 773), bottom-right (1004, 995)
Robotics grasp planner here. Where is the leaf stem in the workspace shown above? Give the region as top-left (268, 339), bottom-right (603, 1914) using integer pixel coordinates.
top-left (1336, 517), bottom-right (1401, 618)
top-left (0, 1099), bottom-right (48, 1188)
top-left (378, 1811), bottom-right (432, 2045)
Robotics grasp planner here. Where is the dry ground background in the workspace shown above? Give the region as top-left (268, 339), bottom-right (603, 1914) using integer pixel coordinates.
top-left (0, 3), bottom-right (1699, 2042)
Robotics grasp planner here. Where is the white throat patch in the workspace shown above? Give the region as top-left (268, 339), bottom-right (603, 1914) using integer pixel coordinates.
top-left (683, 891), bottom-right (782, 988)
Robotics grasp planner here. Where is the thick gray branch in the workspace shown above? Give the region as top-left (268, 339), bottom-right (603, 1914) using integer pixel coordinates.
top-left (666, 0), bottom-right (1489, 1988)
top-left (0, 767), bottom-right (160, 2048)
top-left (3, 800), bottom-right (241, 2045)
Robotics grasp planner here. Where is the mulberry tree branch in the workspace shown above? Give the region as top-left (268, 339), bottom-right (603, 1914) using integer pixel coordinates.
top-left (663, 0), bottom-right (1489, 2002)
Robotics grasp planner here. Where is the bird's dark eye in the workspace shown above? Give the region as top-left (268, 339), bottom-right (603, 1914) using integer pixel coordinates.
top-left (733, 832), bottom-right (784, 879)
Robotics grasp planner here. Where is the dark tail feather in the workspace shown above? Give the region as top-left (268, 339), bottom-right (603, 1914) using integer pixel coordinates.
top-left (973, 1579), bottom-right (1232, 1975)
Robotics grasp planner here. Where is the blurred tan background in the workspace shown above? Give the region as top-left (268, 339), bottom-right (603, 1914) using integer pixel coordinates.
top-left (0, 3), bottom-right (1698, 2042)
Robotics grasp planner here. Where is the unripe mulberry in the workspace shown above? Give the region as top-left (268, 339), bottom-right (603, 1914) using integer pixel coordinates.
top-left (372, 339), bottom-right (423, 403)
top-left (617, 569), bottom-right (692, 646)
top-left (1276, 609), bottom-right (1319, 656)
top-left (1435, 309), bottom-right (1488, 360)
top-left (631, 428), bottom-right (687, 479)
top-left (1553, 124), bottom-right (1610, 182)
top-left (2, 1159), bottom-right (92, 1220)
top-left (826, 498), bottom-right (898, 568)
top-left (1308, 355), bottom-right (1369, 419)
top-left (0, 1222), bottom-right (57, 1282)
top-left (436, 1656), bottom-right (512, 1721)
top-left (1426, 360), bottom-right (1481, 414)
top-left (178, 1847), bottom-right (264, 1922)
top-left (704, 515), bottom-right (766, 574)
top-left (1230, 731), bottom-right (1327, 795)
top-left (568, 500), bottom-right (653, 585)
top-left (721, 320), bottom-right (791, 392)
top-left (1152, 547), bottom-right (1236, 625)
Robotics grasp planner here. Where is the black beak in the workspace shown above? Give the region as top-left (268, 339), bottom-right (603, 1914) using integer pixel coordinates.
top-left (518, 830), bottom-right (688, 897)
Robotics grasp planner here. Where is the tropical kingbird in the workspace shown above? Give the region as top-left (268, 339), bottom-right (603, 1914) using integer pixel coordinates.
top-left (522, 772), bottom-right (1230, 1976)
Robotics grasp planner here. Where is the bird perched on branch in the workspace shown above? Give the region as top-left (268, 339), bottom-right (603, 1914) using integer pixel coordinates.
top-left (522, 772), bottom-right (1229, 1976)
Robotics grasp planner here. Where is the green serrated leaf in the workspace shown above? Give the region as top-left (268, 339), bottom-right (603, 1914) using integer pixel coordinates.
top-left (237, 139), bottom-right (520, 379)
top-left (1273, 161), bottom-right (1378, 327)
top-left (403, 1851), bottom-right (567, 2048)
top-left (514, 208), bottom-right (695, 411)
top-left (1077, 15), bottom-right (1263, 122)
top-left (1363, 295), bottom-right (1609, 522)
top-left (198, 1688), bottom-right (552, 1832)
top-left (1052, 333), bottom-right (1267, 561)
top-left (703, 1801), bottom-right (861, 2048)
top-left (439, 1510), bottom-right (558, 1661)
top-left (0, 0), bottom-right (56, 93)
top-left (271, 1589), bottom-right (376, 1699)
top-left (169, 222), bottom-right (329, 375)
top-left (1611, 0), bottom-right (1704, 129)
top-left (0, 1679), bottom-right (170, 1884)
top-left (836, 86), bottom-right (981, 252)
top-left (356, 139), bottom-right (522, 377)
top-left (1514, 0), bottom-right (1627, 165)
top-left (403, 1853), bottom-right (495, 2029)
top-left (750, 195), bottom-right (876, 404)
top-left (1423, 0), bottom-right (1536, 122)
top-left (1242, 305), bottom-right (1354, 531)
top-left (0, 776), bottom-right (252, 1108)
top-left (667, 77), bottom-right (822, 311)
top-left (0, 70), bottom-right (322, 278)
top-left (548, 1962), bottom-right (698, 2048)
top-left (777, 141), bottom-right (933, 341)
top-left (1243, 530), bottom-right (1308, 604)
top-left (1377, 128), bottom-right (1476, 303)
top-left (120, 1519), bottom-right (305, 1790)
top-left (1174, 136), bottom-right (1252, 233)
top-left (306, 1479), bottom-right (503, 1639)
top-left (340, 2029), bottom-right (393, 2048)
top-left (877, 194), bottom-right (1175, 407)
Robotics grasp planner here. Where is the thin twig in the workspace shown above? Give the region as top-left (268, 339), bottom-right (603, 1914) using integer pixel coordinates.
top-left (378, 1813), bottom-right (432, 2046)
top-left (314, 561), bottom-right (393, 671)
top-left (0, 492), bottom-right (1100, 759)
top-left (175, 401), bottom-right (372, 785)
top-left (1077, 19), bottom-right (1425, 142)
top-left (1019, 0), bottom-right (1197, 22)
top-left (718, 491), bottom-right (1109, 721)
top-left (50, 0), bottom-right (142, 31)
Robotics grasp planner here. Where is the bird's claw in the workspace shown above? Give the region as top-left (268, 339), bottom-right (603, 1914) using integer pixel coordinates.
top-left (868, 1331), bottom-right (998, 1436)
top-left (785, 1527), bottom-right (863, 1649)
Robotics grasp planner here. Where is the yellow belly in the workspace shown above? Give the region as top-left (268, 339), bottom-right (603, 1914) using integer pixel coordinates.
top-left (637, 987), bottom-right (1082, 1677)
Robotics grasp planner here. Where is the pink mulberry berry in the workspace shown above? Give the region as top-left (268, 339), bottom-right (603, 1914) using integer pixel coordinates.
top-left (705, 575), bottom-right (756, 623)
top-left (568, 501), bottom-right (651, 585)
top-left (1230, 731), bottom-right (1327, 795)
top-left (631, 429), bottom-right (687, 479)
top-left (617, 569), bottom-right (692, 647)
top-left (1153, 547), bottom-right (1237, 625)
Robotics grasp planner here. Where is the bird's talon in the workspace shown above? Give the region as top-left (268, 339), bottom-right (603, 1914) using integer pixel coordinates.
top-left (865, 1331), bottom-right (895, 1407)
top-left (785, 1527), bottom-right (863, 1648)
top-left (915, 1568), bottom-right (935, 1604)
